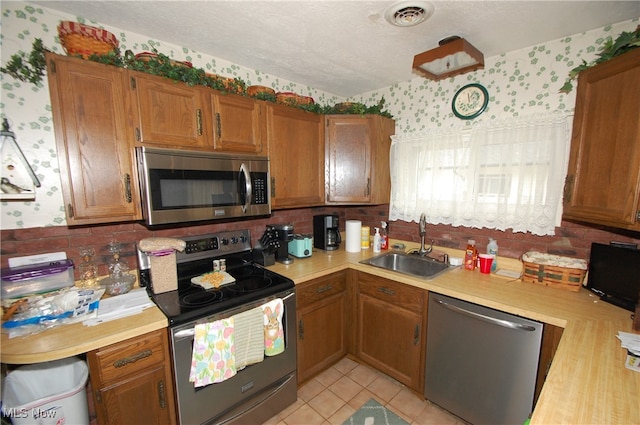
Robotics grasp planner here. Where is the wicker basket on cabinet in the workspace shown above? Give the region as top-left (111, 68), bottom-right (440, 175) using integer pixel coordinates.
top-left (521, 251), bottom-right (588, 292)
top-left (57, 21), bottom-right (119, 58)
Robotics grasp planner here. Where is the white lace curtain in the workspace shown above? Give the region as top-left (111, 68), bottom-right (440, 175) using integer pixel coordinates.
top-left (389, 112), bottom-right (571, 236)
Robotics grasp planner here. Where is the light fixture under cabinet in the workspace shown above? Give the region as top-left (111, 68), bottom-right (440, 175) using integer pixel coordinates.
top-left (413, 36), bottom-right (484, 80)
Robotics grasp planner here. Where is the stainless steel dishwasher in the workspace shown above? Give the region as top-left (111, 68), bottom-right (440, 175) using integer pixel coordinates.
top-left (424, 293), bottom-right (543, 425)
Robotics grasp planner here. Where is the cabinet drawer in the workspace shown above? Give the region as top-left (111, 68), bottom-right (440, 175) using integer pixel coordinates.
top-left (357, 272), bottom-right (424, 314)
top-left (90, 329), bottom-right (170, 384)
top-left (297, 271), bottom-right (346, 307)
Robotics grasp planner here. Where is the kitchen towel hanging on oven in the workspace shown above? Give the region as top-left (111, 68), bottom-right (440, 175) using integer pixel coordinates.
top-left (189, 318), bottom-right (236, 387)
top-left (233, 306), bottom-right (265, 369)
top-left (262, 298), bottom-right (285, 356)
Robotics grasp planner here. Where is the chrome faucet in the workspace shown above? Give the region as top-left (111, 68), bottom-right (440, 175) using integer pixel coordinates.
top-left (418, 213), bottom-right (433, 256)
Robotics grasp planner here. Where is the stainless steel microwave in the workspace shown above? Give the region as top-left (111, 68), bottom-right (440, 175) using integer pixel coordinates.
top-left (136, 147), bottom-right (270, 225)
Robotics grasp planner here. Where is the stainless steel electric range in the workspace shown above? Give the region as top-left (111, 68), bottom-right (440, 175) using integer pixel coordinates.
top-left (137, 230), bottom-right (297, 425)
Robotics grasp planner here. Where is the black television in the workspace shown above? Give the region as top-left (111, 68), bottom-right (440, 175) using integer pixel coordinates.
top-left (586, 242), bottom-right (640, 312)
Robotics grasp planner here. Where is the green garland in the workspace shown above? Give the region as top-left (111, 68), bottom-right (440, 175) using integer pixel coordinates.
top-left (0, 39), bottom-right (47, 84)
top-left (1, 40), bottom-right (392, 118)
top-left (560, 25), bottom-right (640, 93)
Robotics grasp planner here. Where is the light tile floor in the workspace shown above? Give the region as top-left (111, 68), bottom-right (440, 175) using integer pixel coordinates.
top-left (264, 357), bottom-right (466, 425)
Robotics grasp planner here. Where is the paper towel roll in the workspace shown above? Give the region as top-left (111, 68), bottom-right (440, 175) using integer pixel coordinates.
top-left (345, 220), bottom-right (362, 253)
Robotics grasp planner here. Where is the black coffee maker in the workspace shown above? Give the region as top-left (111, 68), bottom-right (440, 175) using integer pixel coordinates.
top-left (313, 214), bottom-right (341, 251)
top-left (272, 224), bottom-right (295, 264)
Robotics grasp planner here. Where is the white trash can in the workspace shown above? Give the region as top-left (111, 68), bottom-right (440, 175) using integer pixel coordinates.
top-left (2, 356), bottom-right (89, 425)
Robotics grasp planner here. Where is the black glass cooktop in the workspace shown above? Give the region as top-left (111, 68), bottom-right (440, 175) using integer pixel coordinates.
top-left (148, 256), bottom-right (294, 326)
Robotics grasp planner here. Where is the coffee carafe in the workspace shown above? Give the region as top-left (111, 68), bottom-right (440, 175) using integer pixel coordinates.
top-left (313, 214), bottom-right (341, 251)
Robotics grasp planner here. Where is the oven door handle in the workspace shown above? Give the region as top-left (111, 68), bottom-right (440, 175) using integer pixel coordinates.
top-left (174, 328), bottom-right (195, 338)
top-left (281, 292), bottom-right (295, 302)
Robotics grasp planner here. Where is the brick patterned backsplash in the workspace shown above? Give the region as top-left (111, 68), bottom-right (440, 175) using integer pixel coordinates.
top-left (2, 205), bottom-right (639, 280)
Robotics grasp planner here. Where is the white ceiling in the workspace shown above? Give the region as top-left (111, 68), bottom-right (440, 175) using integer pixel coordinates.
top-left (31, 1), bottom-right (639, 97)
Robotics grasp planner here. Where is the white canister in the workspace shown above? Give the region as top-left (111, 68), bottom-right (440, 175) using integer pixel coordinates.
top-left (345, 220), bottom-right (362, 253)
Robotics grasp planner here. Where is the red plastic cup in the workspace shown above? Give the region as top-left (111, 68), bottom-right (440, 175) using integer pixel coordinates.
top-left (478, 254), bottom-right (493, 274)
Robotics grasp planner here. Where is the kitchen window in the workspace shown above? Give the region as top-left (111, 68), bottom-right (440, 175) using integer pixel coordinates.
top-left (389, 112), bottom-right (571, 236)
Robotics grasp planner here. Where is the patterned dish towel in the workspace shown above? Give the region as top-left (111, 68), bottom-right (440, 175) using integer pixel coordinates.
top-left (233, 306), bottom-right (265, 370)
top-left (262, 298), bottom-right (285, 356)
top-left (189, 318), bottom-right (236, 387)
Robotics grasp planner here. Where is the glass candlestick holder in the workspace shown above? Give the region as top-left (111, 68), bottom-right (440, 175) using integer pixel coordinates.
top-left (78, 247), bottom-right (99, 288)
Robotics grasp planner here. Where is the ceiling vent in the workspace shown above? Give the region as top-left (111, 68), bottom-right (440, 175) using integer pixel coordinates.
top-left (384, 1), bottom-right (434, 27)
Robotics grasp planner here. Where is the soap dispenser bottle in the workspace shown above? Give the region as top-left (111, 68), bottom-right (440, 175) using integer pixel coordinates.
top-left (373, 227), bottom-right (381, 253)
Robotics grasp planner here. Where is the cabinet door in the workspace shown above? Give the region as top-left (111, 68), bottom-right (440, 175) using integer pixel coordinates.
top-left (210, 93), bottom-right (265, 154)
top-left (88, 329), bottom-right (177, 425)
top-left (563, 49), bottom-right (640, 231)
top-left (356, 273), bottom-right (425, 391)
top-left (296, 272), bottom-right (347, 384)
top-left (267, 104), bottom-right (324, 208)
top-left (297, 294), bottom-right (346, 383)
top-left (94, 366), bottom-right (175, 425)
top-left (130, 72), bottom-right (210, 149)
top-left (368, 115), bottom-right (395, 204)
top-left (325, 116), bottom-right (371, 203)
top-left (46, 53), bottom-right (141, 225)
top-left (325, 115), bottom-right (394, 205)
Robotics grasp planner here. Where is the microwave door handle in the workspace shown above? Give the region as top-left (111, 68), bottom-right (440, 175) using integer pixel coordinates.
top-left (239, 163), bottom-right (252, 213)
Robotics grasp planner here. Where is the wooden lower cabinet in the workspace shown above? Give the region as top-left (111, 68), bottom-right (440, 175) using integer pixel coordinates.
top-left (296, 271), bottom-right (347, 384)
top-left (534, 323), bottom-right (563, 406)
top-left (87, 328), bottom-right (176, 425)
top-left (355, 272), bottom-right (426, 392)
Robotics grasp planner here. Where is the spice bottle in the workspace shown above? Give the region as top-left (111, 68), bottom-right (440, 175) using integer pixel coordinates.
top-left (464, 240), bottom-right (477, 271)
top-left (487, 238), bottom-right (498, 272)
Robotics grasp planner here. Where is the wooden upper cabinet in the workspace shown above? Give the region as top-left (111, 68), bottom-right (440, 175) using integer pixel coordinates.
top-left (267, 104), bottom-right (324, 208)
top-left (563, 49), bottom-right (640, 231)
top-left (46, 52), bottom-right (141, 225)
top-left (129, 72), bottom-right (211, 149)
top-left (209, 92), bottom-right (266, 154)
top-left (325, 115), bottom-right (395, 204)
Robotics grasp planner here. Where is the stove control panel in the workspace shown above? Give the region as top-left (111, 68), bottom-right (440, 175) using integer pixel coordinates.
top-left (184, 237), bottom-right (219, 254)
top-left (176, 230), bottom-right (252, 263)
top-left (137, 229), bottom-right (253, 271)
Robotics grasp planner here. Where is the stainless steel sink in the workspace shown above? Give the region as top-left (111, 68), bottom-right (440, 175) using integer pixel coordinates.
top-left (359, 252), bottom-right (455, 280)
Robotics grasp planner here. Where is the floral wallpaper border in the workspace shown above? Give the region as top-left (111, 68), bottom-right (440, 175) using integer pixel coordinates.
top-left (0, 2), bottom-right (637, 229)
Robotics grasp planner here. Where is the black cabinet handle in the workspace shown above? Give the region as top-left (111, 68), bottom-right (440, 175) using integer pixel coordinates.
top-left (196, 109), bottom-right (203, 136)
top-left (113, 349), bottom-right (152, 368)
top-left (378, 287), bottom-right (395, 296)
top-left (124, 174), bottom-right (132, 203)
top-left (158, 379), bottom-right (166, 409)
top-left (316, 285), bottom-right (333, 294)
